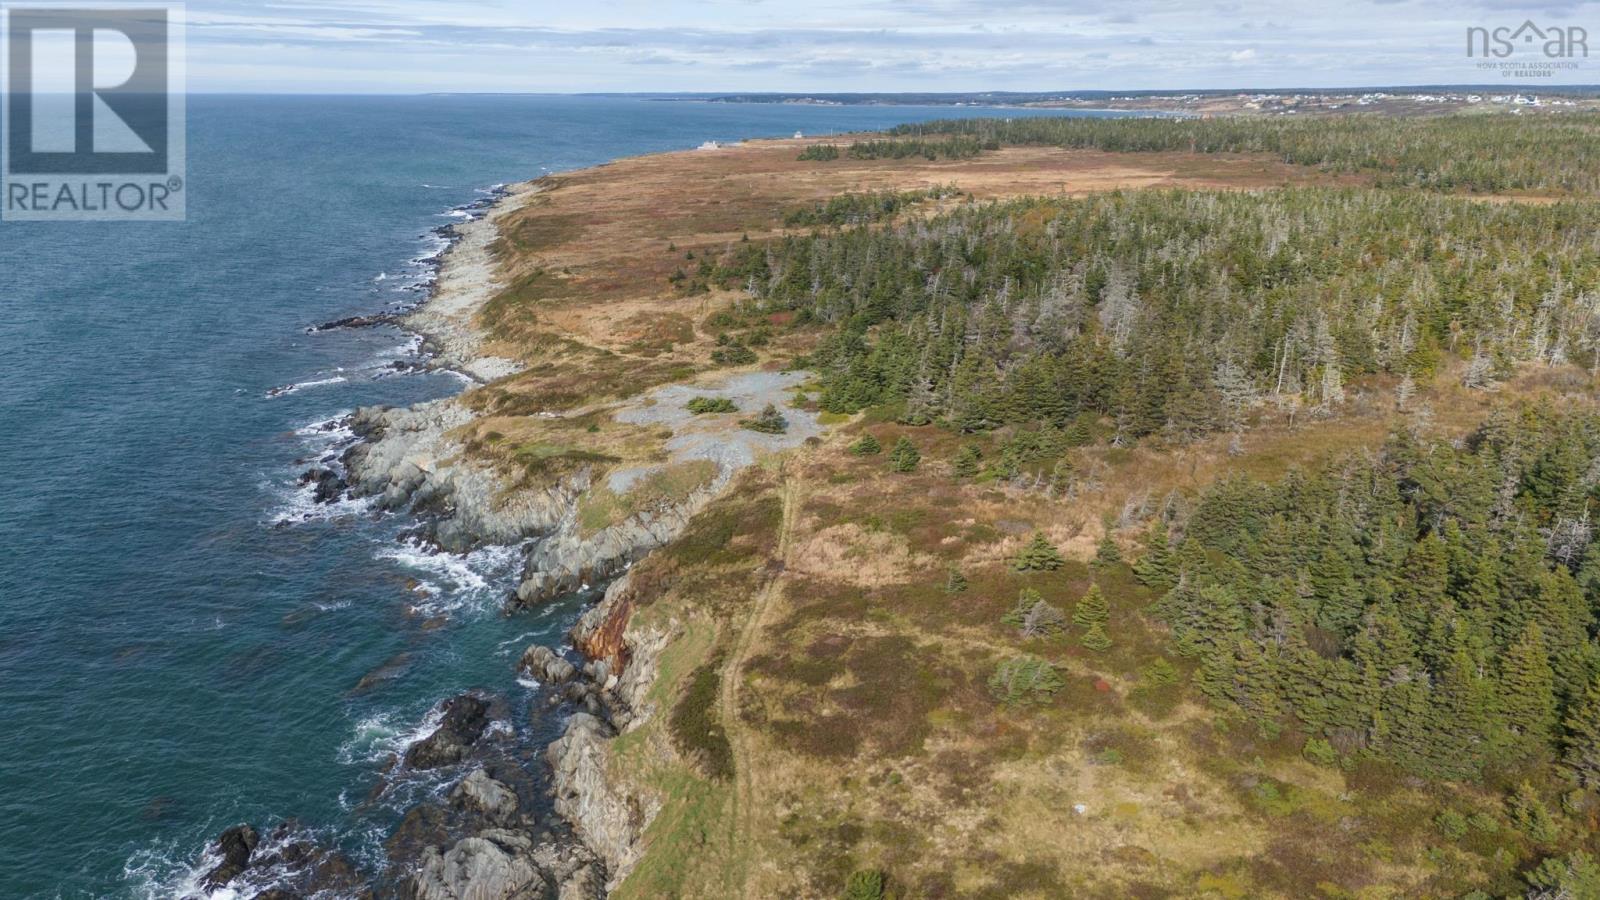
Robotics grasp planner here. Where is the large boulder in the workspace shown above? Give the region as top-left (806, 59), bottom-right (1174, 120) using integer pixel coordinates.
top-left (451, 769), bottom-right (519, 827)
top-left (409, 830), bottom-right (552, 900)
top-left (201, 824), bottom-right (258, 889)
top-left (517, 646), bottom-right (576, 685)
top-left (405, 695), bottom-right (490, 770)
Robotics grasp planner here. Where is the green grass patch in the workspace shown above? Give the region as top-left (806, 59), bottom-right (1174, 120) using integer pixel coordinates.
top-left (578, 460), bottom-right (718, 536)
top-left (511, 442), bottom-right (621, 479)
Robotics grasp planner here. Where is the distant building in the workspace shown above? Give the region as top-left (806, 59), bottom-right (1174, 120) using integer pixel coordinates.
top-left (698, 140), bottom-right (722, 151)
top-left (794, 131), bottom-right (804, 139)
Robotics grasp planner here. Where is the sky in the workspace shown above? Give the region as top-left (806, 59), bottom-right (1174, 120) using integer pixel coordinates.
top-left (164, 0), bottom-right (1600, 92)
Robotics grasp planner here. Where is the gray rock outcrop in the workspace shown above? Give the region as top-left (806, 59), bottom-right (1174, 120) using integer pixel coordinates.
top-left (450, 769), bottom-right (519, 827)
top-left (518, 646), bottom-right (577, 685)
top-left (410, 830), bottom-right (551, 900)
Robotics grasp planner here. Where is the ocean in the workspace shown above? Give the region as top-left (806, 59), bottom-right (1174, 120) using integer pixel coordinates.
top-left (0, 95), bottom-right (1135, 897)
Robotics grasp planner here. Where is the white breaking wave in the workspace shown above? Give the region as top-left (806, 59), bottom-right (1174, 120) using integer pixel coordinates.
top-left (265, 375), bottom-right (347, 399)
top-left (372, 538), bottom-right (527, 617)
top-left (124, 821), bottom-right (346, 900)
top-left (337, 704), bottom-right (445, 767)
top-left (293, 412), bottom-right (355, 442)
top-left (265, 478), bottom-right (375, 528)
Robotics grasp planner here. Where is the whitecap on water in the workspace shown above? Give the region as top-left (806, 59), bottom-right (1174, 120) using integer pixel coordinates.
top-left (292, 411), bottom-right (356, 443)
top-left (264, 375), bottom-right (348, 399)
top-left (124, 821), bottom-right (341, 900)
top-left (266, 478), bottom-right (376, 528)
top-left (373, 538), bottom-right (527, 618)
top-left (337, 704), bottom-right (444, 767)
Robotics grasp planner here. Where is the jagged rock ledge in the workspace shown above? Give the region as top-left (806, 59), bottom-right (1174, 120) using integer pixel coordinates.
top-left (545, 571), bottom-right (674, 893)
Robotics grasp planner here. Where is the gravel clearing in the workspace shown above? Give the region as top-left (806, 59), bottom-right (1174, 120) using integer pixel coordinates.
top-left (609, 371), bottom-right (820, 493)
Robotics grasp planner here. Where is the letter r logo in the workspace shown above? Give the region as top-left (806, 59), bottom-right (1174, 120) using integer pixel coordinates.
top-left (5, 7), bottom-right (169, 174)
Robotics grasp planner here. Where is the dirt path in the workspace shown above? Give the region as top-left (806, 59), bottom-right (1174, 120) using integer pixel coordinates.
top-left (719, 470), bottom-right (800, 899)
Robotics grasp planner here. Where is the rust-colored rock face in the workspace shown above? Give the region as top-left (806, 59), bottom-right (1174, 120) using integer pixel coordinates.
top-left (575, 584), bottom-right (634, 672)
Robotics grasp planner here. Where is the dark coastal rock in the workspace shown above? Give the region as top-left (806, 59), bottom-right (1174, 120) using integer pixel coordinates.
top-left (405, 694), bottom-right (491, 770)
top-left (376, 359), bottom-right (427, 379)
top-left (298, 467), bottom-right (347, 504)
top-left (202, 823), bottom-right (259, 889)
top-left (307, 314), bottom-right (392, 333)
top-left (388, 803), bottom-right (454, 861)
top-left (196, 820), bottom-right (368, 899)
top-left (518, 646), bottom-right (577, 685)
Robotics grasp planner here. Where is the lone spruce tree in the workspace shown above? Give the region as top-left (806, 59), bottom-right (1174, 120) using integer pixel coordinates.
top-left (1076, 585), bottom-right (1114, 652)
top-left (1094, 531), bottom-right (1122, 568)
top-left (849, 433), bottom-right (882, 455)
top-left (741, 403), bottom-right (789, 434)
top-left (889, 436), bottom-right (921, 473)
top-left (943, 567), bottom-right (969, 595)
top-left (1013, 531), bottom-right (1065, 571)
top-left (1074, 584), bottom-right (1110, 630)
top-left (953, 444), bottom-right (982, 478)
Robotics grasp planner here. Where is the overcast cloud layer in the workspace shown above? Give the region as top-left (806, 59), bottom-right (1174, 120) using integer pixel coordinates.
top-left (169, 0), bottom-right (1600, 92)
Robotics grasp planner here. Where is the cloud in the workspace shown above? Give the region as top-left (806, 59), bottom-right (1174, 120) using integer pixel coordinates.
top-left (172, 0), bottom-right (1600, 91)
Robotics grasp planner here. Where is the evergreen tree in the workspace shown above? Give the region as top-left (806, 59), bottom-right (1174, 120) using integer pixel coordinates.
top-left (944, 567), bottom-right (968, 595)
top-left (1073, 584), bottom-right (1110, 630)
top-left (1500, 621), bottom-right (1558, 749)
top-left (1094, 532), bottom-right (1122, 568)
top-left (849, 433), bottom-right (882, 455)
top-left (1133, 520), bottom-right (1177, 590)
top-left (1080, 622), bottom-right (1112, 652)
top-left (953, 444), bottom-right (982, 478)
top-left (1526, 851), bottom-right (1600, 899)
top-left (741, 403), bottom-right (789, 434)
top-left (843, 869), bottom-right (887, 900)
top-left (1564, 676), bottom-right (1600, 788)
top-left (1013, 532), bottom-right (1065, 571)
top-left (990, 656), bottom-right (1065, 704)
top-left (889, 436), bottom-right (921, 473)
top-left (1509, 782), bottom-right (1561, 845)
top-left (1162, 582), bottom-right (1247, 658)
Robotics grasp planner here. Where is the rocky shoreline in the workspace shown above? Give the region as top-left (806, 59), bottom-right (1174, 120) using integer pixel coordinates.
top-left (200, 182), bottom-right (676, 899)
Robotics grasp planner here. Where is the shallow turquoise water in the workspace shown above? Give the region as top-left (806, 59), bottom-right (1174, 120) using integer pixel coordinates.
top-left (0, 95), bottom-right (1134, 897)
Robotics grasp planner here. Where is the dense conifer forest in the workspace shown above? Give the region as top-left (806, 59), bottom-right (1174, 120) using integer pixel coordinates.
top-left (710, 188), bottom-right (1600, 444)
top-left (1160, 405), bottom-right (1600, 783)
top-left (886, 114), bottom-right (1600, 193)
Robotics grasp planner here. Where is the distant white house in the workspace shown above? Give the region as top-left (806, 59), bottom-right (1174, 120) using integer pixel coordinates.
top-left (794, 131), bottom-right (804, 139)
top-left (698, 140), bottom-right (722, 151)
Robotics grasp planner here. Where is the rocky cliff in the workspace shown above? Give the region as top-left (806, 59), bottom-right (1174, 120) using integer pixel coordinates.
top-left (545, 572), bottom-right (674, 892)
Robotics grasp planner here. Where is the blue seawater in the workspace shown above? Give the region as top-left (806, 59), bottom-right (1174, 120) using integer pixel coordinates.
top-left (0, 95), bottom-right (1137, 897)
